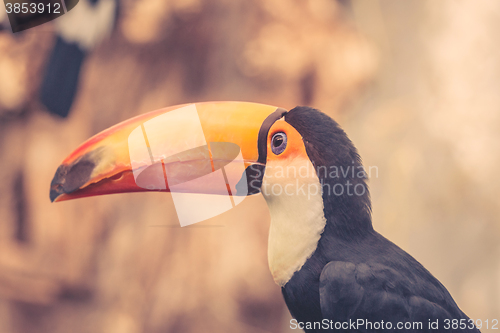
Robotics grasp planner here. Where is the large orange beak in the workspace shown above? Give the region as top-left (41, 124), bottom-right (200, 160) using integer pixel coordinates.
top-left (50, 102), bottom-right (285, 204)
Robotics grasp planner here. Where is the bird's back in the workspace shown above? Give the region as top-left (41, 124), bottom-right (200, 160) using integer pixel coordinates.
top-left (282, 231), bottom-right (480, 333)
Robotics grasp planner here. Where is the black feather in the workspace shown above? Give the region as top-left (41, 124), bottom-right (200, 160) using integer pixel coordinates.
top-left (281, 107), bottom-right (479, 332)
top-left (40, 36), bottom-right (86, 118)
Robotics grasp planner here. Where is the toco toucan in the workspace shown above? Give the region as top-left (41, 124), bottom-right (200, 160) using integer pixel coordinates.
top-left (50, 102), bottom-right (480, 332)
top-left (40, 0), bottom-right (117, 118)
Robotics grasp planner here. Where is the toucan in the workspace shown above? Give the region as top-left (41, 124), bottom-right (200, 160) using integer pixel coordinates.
top-left (40, 0), bottom-right (117, 118)
top-left (50, 102), bottom-right (480, 332)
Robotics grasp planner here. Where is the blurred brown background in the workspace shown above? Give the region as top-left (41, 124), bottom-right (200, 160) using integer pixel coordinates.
top-left (0, 0), bottom-right (499, 332)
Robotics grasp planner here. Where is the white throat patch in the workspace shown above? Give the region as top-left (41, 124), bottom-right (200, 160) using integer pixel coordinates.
top-left (262, 157), bottom-right (327, 287)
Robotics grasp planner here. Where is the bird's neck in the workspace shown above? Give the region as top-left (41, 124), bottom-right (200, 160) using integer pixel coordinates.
top-left (262, 157), bottom-right (327, 287)
top-left (261, 157), bottom-right (374, 286)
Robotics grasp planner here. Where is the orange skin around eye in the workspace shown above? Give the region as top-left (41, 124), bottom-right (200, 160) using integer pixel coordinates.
top-left (267, 120), bottom-right (309, 162)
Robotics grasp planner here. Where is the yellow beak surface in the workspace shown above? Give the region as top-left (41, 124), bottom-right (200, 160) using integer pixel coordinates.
top-left (50, 101), bottom-right (281, 203)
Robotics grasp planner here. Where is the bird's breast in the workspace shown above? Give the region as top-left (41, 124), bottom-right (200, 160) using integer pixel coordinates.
top-left (262, 157), bottom-right (327, 286)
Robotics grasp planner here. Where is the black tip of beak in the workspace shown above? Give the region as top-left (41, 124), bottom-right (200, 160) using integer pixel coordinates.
top-left (50, 186), bottom-right (62, 202)
top-left (50, 159), bottom-right (95, 202)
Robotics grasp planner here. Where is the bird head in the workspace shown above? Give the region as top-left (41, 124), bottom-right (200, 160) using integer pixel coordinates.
top-left (50, 102), bottom-right (371, 232)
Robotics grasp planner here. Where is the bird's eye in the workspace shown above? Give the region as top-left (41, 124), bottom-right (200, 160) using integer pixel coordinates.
top-left (271, 132), bottom-right (287, 155)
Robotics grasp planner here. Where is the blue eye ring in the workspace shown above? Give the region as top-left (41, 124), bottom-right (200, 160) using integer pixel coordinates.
top-left (271, 132), bottom-right (287, 155)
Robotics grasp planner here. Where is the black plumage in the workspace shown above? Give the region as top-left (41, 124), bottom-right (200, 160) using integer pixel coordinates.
top-left (40, 36), bottom-right (87, 118)
top-left (280, 107), bottom-right (479, 332)
top-left (40, 0), bottom-right (118, 118)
